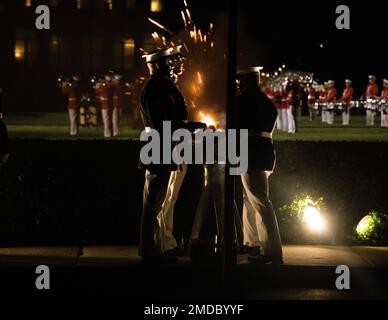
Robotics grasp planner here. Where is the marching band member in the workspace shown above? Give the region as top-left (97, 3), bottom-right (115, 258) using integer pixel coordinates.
top-left (380, 79), bottom-right (388, 128)
top-left (306, 84), bottom-right (317, 121)
top-left (61, 75), bottom-right (81, 136)
top-left (96, 74), bottom-right (113, 138)
top-left (326, 80), bottom-right (337, 125)
top-left (0, 88), bottom-right (9, 169)
top-left (279, 84), bottom-right (289, 132)
top-left (112, 74), bottom-right (124, 137)
top-left (319, 82), bottom-right (328, 123)
top-left (273, 86), bottom-right (283, 130)
top-left (361, 75), bottom-right (379, 126)
top-left (286, 82), bottom-right (296, 133)
top-left (340, 79), bottom-right (354, 126)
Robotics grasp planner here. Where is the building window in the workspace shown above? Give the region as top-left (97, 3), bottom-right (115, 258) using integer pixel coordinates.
top-left (82, 37), bottom-right (103, 68)
top-left (126, 0), bottom-right (136, 9)
top-left (49, 36), bottom-right (65, 67)
top-left (48, 0), bottom-right (59, 6)
top-left (14, 40), bottom-right (25, 62)
top-left (15, 30), bottom-right (38, 65)
top-left (150, 0), bottom-right (162, 12)
top-left (95, 0), bottom-right (111, 10)
top-left (113, 38), bottom-right (135, 69)
top-left (76, 0), bottom-right (90, 9)
top-left (143, 34), bottom-right (157, 54)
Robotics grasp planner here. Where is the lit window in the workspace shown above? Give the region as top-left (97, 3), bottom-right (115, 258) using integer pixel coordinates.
top-left (14, 41), bottom-right (25, 61)
top-left (106, 0), bottom-right (113, 10)
top-left (76, 0), bottom-right (90, 9)
top-left (150, 0), bottom-right (162, 12)
top-left (15, 30), bottom-right (38, 65)
top-left (126, 0), bottom-right (136, 9)
top-left (25, 0), bottom-right (32, 7)
top-left (114, 38), bottom-right (135, 69)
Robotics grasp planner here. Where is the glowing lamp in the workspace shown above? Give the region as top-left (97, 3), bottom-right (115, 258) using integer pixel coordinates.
top-left (356, 215), bottom-right (371, 235)
top-left (303, 206), bottom-right (325, 231)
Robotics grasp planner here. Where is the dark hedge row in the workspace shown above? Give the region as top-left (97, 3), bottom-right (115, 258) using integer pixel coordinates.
top-left (0, 140), bottom-right (387, 246)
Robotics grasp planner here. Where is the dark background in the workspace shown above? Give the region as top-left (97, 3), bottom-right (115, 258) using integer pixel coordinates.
top-left (1, 0), bottom-right (387, 112)
top-left (1, 140), bottom-right (387, 246)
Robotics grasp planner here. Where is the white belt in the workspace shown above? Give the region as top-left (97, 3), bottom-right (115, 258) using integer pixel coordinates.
top-left (248, 131), bottom-right (272, 139)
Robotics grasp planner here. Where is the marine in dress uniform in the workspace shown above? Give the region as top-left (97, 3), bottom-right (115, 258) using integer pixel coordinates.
top-left (112, 74), bottom-right (124, 137)
top-left (380, 79), bottom-right (388, 128)
top-left (279, 85), bottom-right (289, 132)
top-left (236, 67), bottom-right (283, 264)
top-left (362, 75), bottom-right (379, 126)
top-left (286, 83), bottom-right (296, 133)
top-left (306, 85), bottom-right (317, 121)
top-left (139, 46), bottom-right (206, 263)
top-left (326, 80), bottom-right (337, 125)
top-left (319, 83), bottom-right (328, 123)
top-left (340, 79), bottom-right (354, 126)
top-left (96, 75), bottom-right (113, 138)
top-left (61, 75), bottom-right (81, 136)
top-left (0, 88), bottom-right (9, 169)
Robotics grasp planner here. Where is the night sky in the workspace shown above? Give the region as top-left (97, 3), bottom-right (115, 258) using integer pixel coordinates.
top-left (169, 0), bottom-right (388, 95)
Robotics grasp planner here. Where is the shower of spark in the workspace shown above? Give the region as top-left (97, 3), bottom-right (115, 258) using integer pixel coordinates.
top-left (144, 0), bottom-right (219, 125)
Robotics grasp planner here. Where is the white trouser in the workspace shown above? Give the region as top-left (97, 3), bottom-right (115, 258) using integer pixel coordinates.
top-left (321, 109), bottom-right (327, 123)
top-left (276, 111), bottom-right (283, 131)
top-left (342, 110), bottom-right (350, 125)
top-left (68, 109), bottom-right (78, 136)
top-left (241, 171), bottom-right (282, 257)
top-left (287, 108), bottom-right (295, 133)
top-left (191, 164), bottom-right (225, 241)
top-left (380, 110), bottom-right (388, 128)
top-left (281, 109), bottom-right (288, 132)
top-left (112, 107), bottom-right (121, 137)
top-left (101, 109), bottom-right (112, 138)
top-left (158, 163), bottom-right (188, 252)
top-left (366, 110), bottom-right (375, 126)
top-left (327, 111), bottom-right (334, 125)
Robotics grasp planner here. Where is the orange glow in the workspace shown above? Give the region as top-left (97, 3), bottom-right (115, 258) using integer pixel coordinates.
top-left (14, 41), bottom-right (25, 61)
top-left (199, 111), bottom-right (216, 128)
top-left (25, 0), bottom-right (32, 7)
top-left (151, 0), bottom-right (162, 12)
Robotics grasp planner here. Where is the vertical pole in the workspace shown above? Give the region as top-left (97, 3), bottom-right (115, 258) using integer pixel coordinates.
top-left (223, 0), bottom-right (238, 283)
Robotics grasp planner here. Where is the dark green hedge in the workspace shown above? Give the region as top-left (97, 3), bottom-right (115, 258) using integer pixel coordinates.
top-left (0, 140), bottom-right (387, 246)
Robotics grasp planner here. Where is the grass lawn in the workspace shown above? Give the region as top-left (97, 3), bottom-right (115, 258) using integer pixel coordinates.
top-left (4, 112), bottom-right (388, 141)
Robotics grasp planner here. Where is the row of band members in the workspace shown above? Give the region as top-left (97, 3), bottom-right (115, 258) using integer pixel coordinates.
top-left (264, 76), bottom-right (388, 130)
top-left (60, 73), bottom-right (143, 138)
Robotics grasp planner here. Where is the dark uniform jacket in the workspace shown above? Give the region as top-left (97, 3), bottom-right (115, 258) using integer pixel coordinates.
top-left (236, 86), bottom-right (278, 172)
top-left (139, 72), bottom-right (189, 172)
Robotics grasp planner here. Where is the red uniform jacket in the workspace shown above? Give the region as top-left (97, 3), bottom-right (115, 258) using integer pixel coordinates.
top-left (62, 85), bottom-right (80, 110)
top-left (365, 83), bottom-right (379, 98)
top-left (326, 88), bottom-right (337, 103)
top-left (341, 87), bottom-right (354, 105)
top-left (307, 88), bottom-right (316, 106)
top-left (96, 84), bottom-right (113, 110)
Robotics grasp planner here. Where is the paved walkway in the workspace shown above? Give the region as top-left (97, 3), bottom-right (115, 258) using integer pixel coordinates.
top-left (0, 245), bottom-right (387, 267)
